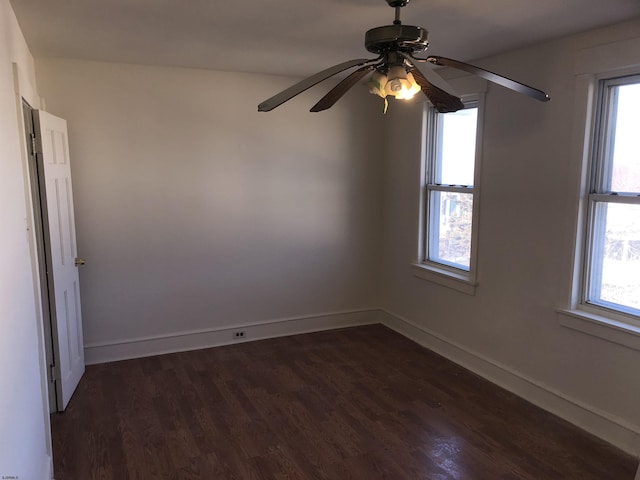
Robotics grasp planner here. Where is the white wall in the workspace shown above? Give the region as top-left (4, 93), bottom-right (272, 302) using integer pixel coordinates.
top-left (35, 59), bottom-right (384, 362)
top-left (0, 1), bottom-right (52, 479)
top-left (381, 19), bottom-right (640, 455)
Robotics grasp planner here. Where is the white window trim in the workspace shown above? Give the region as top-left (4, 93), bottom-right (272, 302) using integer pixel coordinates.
top-left (412, 262), bottom-right (477, 295)
top-left (415, 75), bottom-right (487, 295)
top-left (557, 307), bottom-right (640, 351)
top-left (560, 36), bottom-right (640, 350)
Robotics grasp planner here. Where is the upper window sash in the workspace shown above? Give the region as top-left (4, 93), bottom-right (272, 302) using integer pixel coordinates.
top-left (591, 74), bottom-right (640, 196)
top-left (426, 99), bottom-right (479, 189)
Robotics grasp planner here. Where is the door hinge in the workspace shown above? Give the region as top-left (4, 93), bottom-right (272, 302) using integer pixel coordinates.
top-left (49, 364), bottom-right (57, 382)
top-left (30, 133), bottom-right (37, 156)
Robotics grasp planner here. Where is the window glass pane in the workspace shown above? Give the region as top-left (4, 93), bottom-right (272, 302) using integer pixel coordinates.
top-left (610, 83), bottom-right (640, 192)
top-left (429, 191), bottom-right (473, 269)
top-left (589, 202), bottom-right (640, 314)
top-left (437, 108), bottom-right (478, 186)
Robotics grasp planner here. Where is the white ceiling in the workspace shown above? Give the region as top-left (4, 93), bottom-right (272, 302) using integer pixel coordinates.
top-left (10, 0), bottom-right (640, 78)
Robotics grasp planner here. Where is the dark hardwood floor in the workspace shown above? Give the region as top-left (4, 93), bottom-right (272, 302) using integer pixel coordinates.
top-left (51, 324), bottom-right (637, 479)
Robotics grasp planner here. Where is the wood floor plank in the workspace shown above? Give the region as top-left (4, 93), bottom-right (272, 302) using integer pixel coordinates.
top-left (51, 325), bottom-right (637, 479)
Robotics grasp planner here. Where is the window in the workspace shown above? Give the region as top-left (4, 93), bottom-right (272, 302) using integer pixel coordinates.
top-left (583, 75), bottom-right (640, 319)
top-left (557, 37), bottom-right (640, 349)
top-left (415, 99), bottom-right (482, 292)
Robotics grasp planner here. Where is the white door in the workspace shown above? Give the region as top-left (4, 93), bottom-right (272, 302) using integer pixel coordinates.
top-left (34, 110), bottom-right (85, 411)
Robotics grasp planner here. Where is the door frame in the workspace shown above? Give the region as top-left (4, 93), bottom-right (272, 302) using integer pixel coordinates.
top-left (22, 99), bottom-right (59, 413)
top-left (12, 62), bottom-right (55, 470)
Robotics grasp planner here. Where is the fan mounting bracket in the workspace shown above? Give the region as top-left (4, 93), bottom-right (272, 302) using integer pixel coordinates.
top-left (365, 25), bottom-right (429, 54)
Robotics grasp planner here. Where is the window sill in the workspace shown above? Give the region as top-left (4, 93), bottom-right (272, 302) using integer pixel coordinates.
top-left (557, 308), bottom-right (640, 351)
top-left (412, 263), bottom-right (477, 295)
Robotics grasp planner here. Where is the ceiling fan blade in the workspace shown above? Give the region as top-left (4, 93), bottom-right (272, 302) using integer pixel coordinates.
top-left (427, 56), bottom-right (551, 102)
top-left (407, 66), bottom-right (464, 113)
top-left (258, 58), bottom-right (380, 112)
top-left (310, 65), bottom-right (377, 112)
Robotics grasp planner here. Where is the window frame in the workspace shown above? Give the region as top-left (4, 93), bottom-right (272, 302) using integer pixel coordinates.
top-left (557, 36), bottom-right (640, 350)
top-left (414, 94), bottom-right (485, 295)
top-left (581, 74), bottom-right (640, 321)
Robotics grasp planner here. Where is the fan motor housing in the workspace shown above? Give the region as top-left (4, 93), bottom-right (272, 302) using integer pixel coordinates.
top-left (386, 0), bottom-right (410, 6)
top-left (365, 24), bottom-right (429, 54)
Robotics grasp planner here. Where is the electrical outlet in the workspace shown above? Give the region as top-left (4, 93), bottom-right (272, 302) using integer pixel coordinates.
top-left (232, 330), bottom-right (246, 340)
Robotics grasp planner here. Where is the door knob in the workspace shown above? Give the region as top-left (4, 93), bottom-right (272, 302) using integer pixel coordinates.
top-left (74, 258), bottom-right (86, 266)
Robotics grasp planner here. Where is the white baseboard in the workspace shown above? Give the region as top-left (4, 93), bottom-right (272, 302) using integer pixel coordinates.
top-left (84, 309), bottom-right (378, 365)
top-left (378, 309), bottom-right (640, 457)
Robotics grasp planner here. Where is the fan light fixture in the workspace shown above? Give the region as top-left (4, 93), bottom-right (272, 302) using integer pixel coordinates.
top-left (367, 67), bottom-right (421, 112)
top-left (385, 66), bottom-right (421, 99)
top-left (258, 0), bottom-right (550, 114)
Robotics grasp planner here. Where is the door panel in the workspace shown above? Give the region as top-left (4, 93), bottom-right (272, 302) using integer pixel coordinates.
top-left (34, 110), bottom-right (85, 411)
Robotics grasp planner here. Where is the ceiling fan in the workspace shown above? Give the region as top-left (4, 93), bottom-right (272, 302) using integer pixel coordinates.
top-left (258, 0), bottom-right (550, 114)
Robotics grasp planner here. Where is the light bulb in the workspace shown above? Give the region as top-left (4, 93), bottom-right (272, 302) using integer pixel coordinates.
top-left (385, 66), bottom-right (421, 100)
top-left (395, 72), bottom-right (421, 100)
